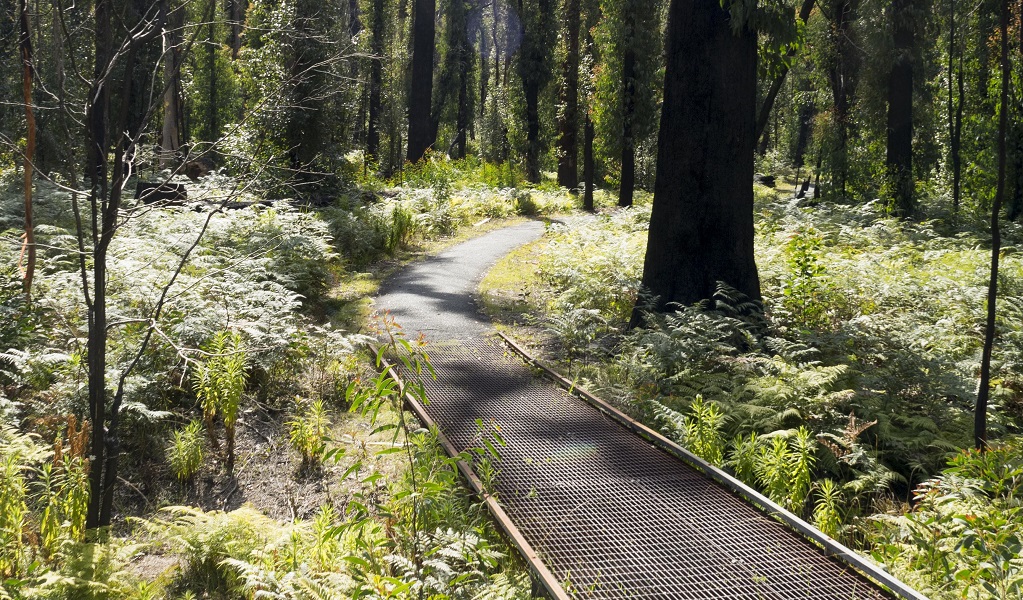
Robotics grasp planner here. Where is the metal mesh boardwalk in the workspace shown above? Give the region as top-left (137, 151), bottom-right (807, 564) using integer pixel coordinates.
top-left (406, 336), bottom-right (900, 600)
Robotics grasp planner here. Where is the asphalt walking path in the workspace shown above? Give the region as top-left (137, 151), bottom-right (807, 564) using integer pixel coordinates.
top-left (373, 221), bottom-right (909, 600)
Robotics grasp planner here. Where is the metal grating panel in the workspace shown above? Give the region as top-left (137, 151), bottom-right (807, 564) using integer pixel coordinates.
top-left (399, 337), bottom-right (898, 600)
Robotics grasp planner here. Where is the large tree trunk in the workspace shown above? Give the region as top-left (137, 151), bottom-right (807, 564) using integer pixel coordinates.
top-left (886, 0), bottom-right (914, 217)
top-left (632, 0), bottom-right (760, 325)
top-left (976, 0), bottom-right (1010, 449)
top-left (618, 40), bottom-right (636, 207)
top-left (367, 0), bottom-right (384, 162)
top-left (18, 0), bottom-right (35, 298)
top-left (753, 0), bottom-right (815, 148)
top-left (407, 0), bottom-right (436, 162)
top-left (556, 0), bottom-right (580, 189)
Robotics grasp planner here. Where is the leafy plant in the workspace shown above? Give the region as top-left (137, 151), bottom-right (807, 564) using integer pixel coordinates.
top-left (168, 420), bottom-right (206, 482)
top-left (195, 331), bottom-right (247, 472)
top-left (288, 398), bottom-right (332, 468)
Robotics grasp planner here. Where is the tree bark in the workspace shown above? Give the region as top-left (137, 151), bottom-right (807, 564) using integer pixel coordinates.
top-left (18, 0), bottom-right (35, 298)
top-left (886, 0), bottom-right (914, 217)
top-left (948, 0), bottom-right (963, 214)
top-left (227, 0), bottom-right (245, 58)
top-left (557, 0), bottom-right (580, 189)
top-left (407, 0), bottom-right (436, 162)
top-left (753, 0), bottom-right (815, 148)
top-left (632, 0), bottom-right (760, 325)
top-left (584, 112), bottom-right (595, 210)
top-left (160, 0), bottom-right (183, 167)
top-left (367, 0), bottom-right (385, 162)
top-left (826, 0), bottom-right (858, 197)
top-left (618, 39), bottom-right (636, 207)
top-left (976, 0), bottom-right (1010, 450)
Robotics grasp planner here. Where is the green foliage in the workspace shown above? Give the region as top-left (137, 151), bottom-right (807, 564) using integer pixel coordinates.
top-left (751, 427), bottom-right (816, 513)
top-left (813, 479), bottom-right (844, 538)
top-left (654, 395), bottom-right (725, 466)
top-left (0, 450), bottom-right (27, 577)
top-left (287, 398), bottom-right (332, 468)
top-left (779, 226), bottom-right (836, 330)
top-left (867, 438), bottom-right (1023, 600)
top-left (195, 331), bottom-right (247, 470)
top-left (167, 421), bottom-right (206, 482)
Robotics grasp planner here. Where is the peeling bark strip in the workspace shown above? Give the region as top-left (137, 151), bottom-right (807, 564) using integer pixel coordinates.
top-left (19, 0), bottom-right (35, 297)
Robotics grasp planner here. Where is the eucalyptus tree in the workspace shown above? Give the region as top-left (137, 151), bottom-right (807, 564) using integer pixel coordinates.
top-left (516, 0), bottom-right (556, 182)
top-left (592, 0), bottom-right (661, 207)
top-left (632, 0), bottom-right (761, 324)
top-left (556, 0), bottom-right (581, 189)
top-left (885, 0), bottom-right (917, 217)
top-left (407, 0), bottom-right (436, 161)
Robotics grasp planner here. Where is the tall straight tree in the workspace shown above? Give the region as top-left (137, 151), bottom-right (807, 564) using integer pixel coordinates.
top-left (825, 0), bottom-right (859, 197)
top-left (556, 0), bottom-right (581, 189)
top-left (976, 0), bottom-right (1010, 449)
top-left (517, 0), bottom-right (555, 183)
top-left (886, 0), bottom-right (915, 217)
top-left (18, 0), bottom-right (35, 297)
top-left (407, 0), bottom-right (436, 162)
top-left (631, 0), bottom-right (760, 324)
top-left (366, 0), bottom-right (386, 163)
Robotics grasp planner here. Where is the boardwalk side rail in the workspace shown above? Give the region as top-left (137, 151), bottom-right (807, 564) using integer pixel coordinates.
top-left (497, 331), bottom-right (929, 600)
top-left (369, 344), bottom-right (571, 600)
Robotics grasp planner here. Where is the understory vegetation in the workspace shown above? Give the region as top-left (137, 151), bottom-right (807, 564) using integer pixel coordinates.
top-left (482, 183), bottom-right (1023, 600)
top-left (0, 160), bottom-right (574, 599)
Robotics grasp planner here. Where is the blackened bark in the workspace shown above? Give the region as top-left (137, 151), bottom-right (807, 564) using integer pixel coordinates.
top-left (557, 0), bottom-right (580, 189)
top-left (619, 41), bottom-right (636, 207)
top-left (977, 0), bottom-right (1010, 449)
top-left (18, 0), bottom-right (35, 297)
top-left (584, 112), bottom-right (595, 210)
top-left (949, 0), bottom-right (964, 213)
top-left (85, 0), bottom-right (112, 530)
top-left (793, 101), bottom-right (814, 168)
top-left (227, 0), bottom-right (245, 58)
top-left (367, 0), bottom-right (385, 162)
top-left (454, 53), bottom-right (470, 159)
top-left (827, 0), bottom-right (859, 197)
top-left (524, 80), bottom-right (541, 182)
top-left (886, 0), bottom-right (914, 217)
top-left (205, 0), bottom-right (218, 141)
top-left (632, 0), bottom-right (760, 325)
top-left (754, 0), bottom-right (815, 148)
top-left (160, 0), bottom-right (184, 166)
top-left (407, 0), bottom-right (436, 162)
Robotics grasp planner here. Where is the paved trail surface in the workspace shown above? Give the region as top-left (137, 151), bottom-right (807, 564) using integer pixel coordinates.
top-left (373, 223), bottom-right (905, 600)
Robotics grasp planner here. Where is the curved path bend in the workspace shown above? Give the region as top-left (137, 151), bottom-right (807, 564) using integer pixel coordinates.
top-left (373, 222), bottom-right (910, 600)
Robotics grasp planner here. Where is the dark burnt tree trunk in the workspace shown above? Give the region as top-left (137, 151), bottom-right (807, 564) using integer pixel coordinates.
top-left (518, 0), bottom-right (554, 183)
top-left (18, 0), bottom-right (35, 297)
top-left (584, 113), bottom-right (595, 210)
top-left (886, 0), bottom-right (914, 217)
top-left (631, 0), bottom-right (760, 325)
top-left (160, 0), bottom-right (184, 167)
top-left (977, 0), bottom-right (1010, 449)
top-left (407, 0), bottom-right (436, 162)
top-left (227, 0), bottom-right (245, 58)
top-left (204, 0), bottom-right (218, 141)
top-left (754, 0), bottom-right (815, 148)
top-left (454, 46), bottom-right (471, 158)
top-left (826, 0), bottom-right (859, 197)
top-left (557, 0), bottom-right (580, 189)
top-left (367, 0), bottom-right (385, 163)
top-left (948, 0), bottom-right (964, 213)
top-left (618, 34), bottom-right (636, 207)
top-left (85, 0), bottom-right (113, 530)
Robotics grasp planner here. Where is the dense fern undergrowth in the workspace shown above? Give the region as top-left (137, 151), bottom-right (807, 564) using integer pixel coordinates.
top-left (0, 158), bottom-right (578, 599)
top-left (483, 185), bottom-right (1023, 599)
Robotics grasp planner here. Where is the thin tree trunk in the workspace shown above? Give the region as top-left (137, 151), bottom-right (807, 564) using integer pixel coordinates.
top-left (754, 0), bottom-right (815, 148)
top-left (407, 0), bottom-right (436, 162)
top-left (886, 0), bottom-right (914, 217)
top-left (227, 0), bottom-right (244, 58)
top-left (85, 0), bottom-right (113, 530)
top-left (367, 0), bottom-right (384, 162)
top-left (584, 112), bottom-right (595, 210)
top-left (205, 0), bottom-right (218, 141)
top-left (976, 0), bottom-right (1010, 450)
top-left (18, 0), bottom-right (35, 298)
top-left (827, 0), bottom-right (857, 197)
top-left (454, 52), bottom-right (470, 159)
top-left (160, 0), bottom-right (183, 167)
top-left (557, 0), bottom-right (580, 189)
top-left (619, 40), bottom-right (636, 207)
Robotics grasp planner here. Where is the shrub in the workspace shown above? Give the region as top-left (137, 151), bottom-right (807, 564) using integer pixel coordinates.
top-left (287, 398), bottom-right (331, 468)
top-left (168, 420), bottom-right (206, 482)
top-left (195, 331), bottom-right (247, 472)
